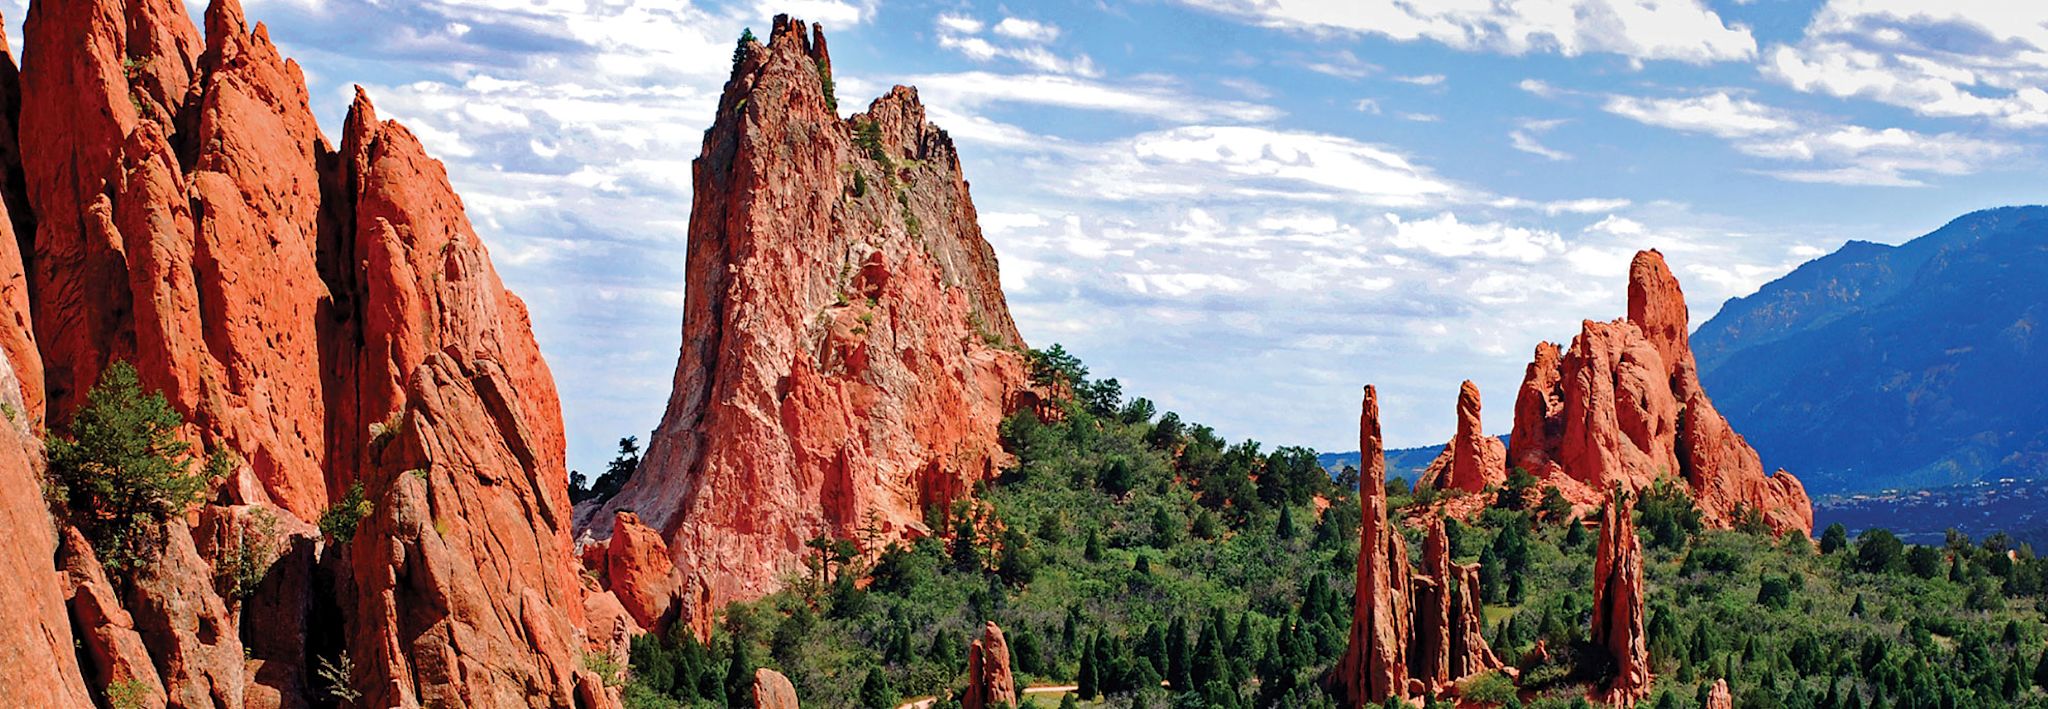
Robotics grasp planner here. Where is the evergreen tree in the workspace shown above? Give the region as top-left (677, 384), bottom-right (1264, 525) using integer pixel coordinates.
top-left (1077, 634), bottom-right (1099, 699)
top-left (859, 669), bottom-right (897, 709)
top-left (1276, 504), bottom-right (1299, 539)
top-left (724, 639), bottom-right (753, 708)
top-left (1168, 615), bottom-right (1193, 690)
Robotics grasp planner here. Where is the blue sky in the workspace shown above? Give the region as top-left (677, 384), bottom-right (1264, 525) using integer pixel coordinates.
top-left (12, 0), bottom-right (2041, 474)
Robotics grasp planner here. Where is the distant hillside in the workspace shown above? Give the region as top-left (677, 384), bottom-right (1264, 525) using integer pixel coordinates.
top-left (1694, 206), bottom-right (2048, 496)
top-left (1319, 436), bottom-right (1509, 483)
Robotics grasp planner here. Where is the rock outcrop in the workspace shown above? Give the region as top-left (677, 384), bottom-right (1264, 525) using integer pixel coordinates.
top-left (0, 356), bottom-right (91, 707)
top-left (596, 510), bottom-right (712, 640)
top-left (1447, 560), bottom-right (1506, 681)
top-left (753, 668), bottom-right (801, 709)
top-left (0, 0), bottom-right (609, 705)
top-left (1507, 251), bottom-right (1812, 535)
top-left (1417, 380), bottom-right (1507, 495)
top-left (1411, 517), bottom-right (1452, 692)
top-left (1706, 679), bottom-right (1732, 709)
top-left (582, 15), bottom-right (1032, 606)
top-left (1592, 489), bottom-right (1651, 707)
top-left (1333, 385), bottom-right (1413, 704)
top-left (964, 621), bottom-right (1017, 709)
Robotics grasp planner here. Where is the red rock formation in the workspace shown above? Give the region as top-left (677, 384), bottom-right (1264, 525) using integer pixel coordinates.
top-left (1405, 514), bottom-right (1510, 698)
top-left (964, 621), bottom-right (1017, 709)
top-left (753, 667), bottom-right (801, 709)
top-left (1411, 517), bottom-right (1452, 692)
top-left (1418, 381), bottom-right (1508, 495)
top-left (0, 0), bottom-right (607, 705)
top-left (0, 359), bottom-right (90, 707)
top-left (1333, 385), bottom-right (1413, 705)
top-left (584, 15), bottom-right (1032, 606)
top-left (1707, 679), bottom-right (1732, 709)
top-left (601, 510), bottom-right (711, 639)
top-left (1446, 561), bottom-right (1507, 682)
top-left (1506, 251), bottom-right (1812, 535)
top-left (1592, 489), bottom-right (1651, 707)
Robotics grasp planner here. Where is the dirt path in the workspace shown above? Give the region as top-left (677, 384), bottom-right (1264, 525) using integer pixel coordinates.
top-left (895, 684), bottom-right (1082, 709)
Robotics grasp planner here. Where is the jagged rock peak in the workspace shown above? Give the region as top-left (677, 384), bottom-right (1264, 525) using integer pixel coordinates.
top-left (581, 15), bottom-right (1033, 609)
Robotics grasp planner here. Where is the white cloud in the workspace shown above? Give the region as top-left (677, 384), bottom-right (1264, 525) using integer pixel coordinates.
top-left (1509, 118), bottom-right (1572, 160)
top-left (933, 14), bottom-right (1098, 76)
top-left (1766, 2), bottom-right (2048, 127)
top-left (992, 17), bottom-right (1060, 42)
top-left (1601, 91), bottom-right (1797, 137)
top-left (935, 14), bottom-right (983, 34)
top-left (1179, 0), bottom-right (1757, 63)
top-left (906, 72), bottom-right (1278, 123)
top-left (1066, 126), bottom-right (1460, 207)
top-left (1384, 212), bottom-right (1563, 262)
top-left (1394, 73), bottom-right (1446, 86)
top-left (1594, 88), bottom-right (2019, 186)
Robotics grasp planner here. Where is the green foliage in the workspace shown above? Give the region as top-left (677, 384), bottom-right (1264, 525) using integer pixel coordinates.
top-left (46, 361), bottom-right (228, 576)
top-left (816, 58), bottom-right (837, 112)
top-left (583, 649), bottom-right (626, 688)
top-left (1636, 477), bottom-right (1704, 551)
top-left (855, 119), bottom-right (887, 163)
top-left (106, 679), bottom-right (149, 709)
top-left (219, 508), bottom-right (281, 599)
top-left (1820, 522), bottom-right (1849, 554)
top-left (570, 436), bottom-right (641, 504)
top-left (1855, 528), bottom-right (1906, 574)
top-left (319, 481), bottom-right (374, 544)
top-left (318, 653), bottom-right (360, 703)
top-left (731, 28), bottom-right (755, 70)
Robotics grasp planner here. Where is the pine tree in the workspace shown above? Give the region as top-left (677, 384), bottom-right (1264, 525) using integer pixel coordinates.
top-left (724, 639), bottom-right (753, 707)
top-left (859, 669), bottom-right (897, 709)
top-left (1168, 615), bottom-right (1193, 690)
top-left (1077, 634), bottom-right (1100, 699)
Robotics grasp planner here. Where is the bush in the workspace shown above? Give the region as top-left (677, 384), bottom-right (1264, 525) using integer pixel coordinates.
top-left (1855, 528), bottom-right (1906, 574)
top-left (46, 361), bottom-right (228, 574)
top-left (320, 481), bottom-right (374, 543)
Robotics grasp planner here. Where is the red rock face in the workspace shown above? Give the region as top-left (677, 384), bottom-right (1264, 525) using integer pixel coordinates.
top-left (1447, 561), bottom-right (1507, 682)
top-left (584, 15), bottom-right (1031, 606)
top-left (1707, 679), bottom-right (1732, 709)
top-left (1419, 380), bottom-right (1508, 495)
top-left (753, 668), bottom-right (801, 709)
top-left (1506, 251), bottom-right (1812, 535)
top-left (0, 360), bottom-right (90, 707)
top-left (964, 621), bottom-right (1017, 709)
top-left (1593, 489), bottom-right (1651, 707)
top-left (1333, 385), bottom-right (1413, 704)
top-left (0, 0), bottom-right (605, 705)
top-left (1411, 517), bottom-right (1452, 691)
top-left (600, 510), bottom-right (712, 639)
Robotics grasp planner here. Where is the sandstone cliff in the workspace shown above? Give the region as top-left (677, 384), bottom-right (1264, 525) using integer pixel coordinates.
top-left (583, 15), bottom-right (1032, 608)
top-left (0, 0), bottom-right (606, 705)
top-left (1506, 250), bottom-right (1812, 535)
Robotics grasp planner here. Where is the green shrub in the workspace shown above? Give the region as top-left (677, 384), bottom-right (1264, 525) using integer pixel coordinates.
top-left (46, 361), bottom-right (228, 575)
top-left (319, 481), bottom-right (374, 544)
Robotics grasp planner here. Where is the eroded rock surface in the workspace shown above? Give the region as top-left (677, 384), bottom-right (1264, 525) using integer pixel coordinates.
top-left (584, 15), bottom-right (1033, 606)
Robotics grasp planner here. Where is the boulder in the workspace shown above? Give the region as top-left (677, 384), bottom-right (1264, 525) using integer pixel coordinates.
top-left (752, 667), bottom-right (800, 709)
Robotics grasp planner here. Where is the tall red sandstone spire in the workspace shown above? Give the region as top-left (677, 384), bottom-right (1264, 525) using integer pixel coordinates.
top-left (964, 621), bottom-right (1018, 709)
top-left (1593, 488), bottom-right (1651, 706)
top-left (583, 15), bottom-right (1032, 607)
top-left (1333, 385), bottom-right (1412, 705)
top-left (1505, 250), bottom-right (1812, 535)
top-left (1419, 380), bottom-right (1508, 494)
